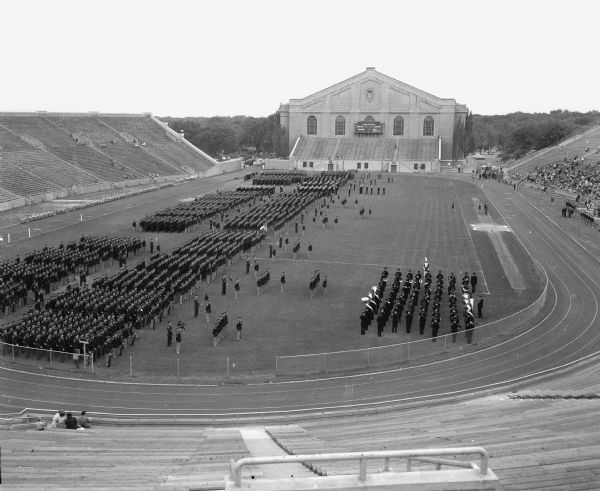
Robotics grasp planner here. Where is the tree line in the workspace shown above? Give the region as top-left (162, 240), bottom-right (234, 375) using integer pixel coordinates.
top-left (160, 109), bottom-right (599, 162)
top-left (470, 110), bottom-right (599, 161)
top-left (160, 113), bottom-right (288, 159)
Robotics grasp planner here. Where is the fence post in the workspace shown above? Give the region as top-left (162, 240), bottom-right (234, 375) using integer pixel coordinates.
top-left (49, 349), bottom-right (52, 368)
top-left (407, 341), bottom-right (410, 362)
top-left (226, 357), bottom-right (230, 379)
top-left (359, 458), bottom-right (367, 481)
top-left (177, 356), bottom-right (180, 380)
top-left (367, 348), bottom-right (370, 367)
top-left (28, 228), bottom-right (31, 238)
top-left (444, 335), bottom-right (447, 352)
top-left (275, 356), bottom-right (278, 376)
top-left (130, 355), bottom-right (132, 377)
top-left (322, 353), bottom-right (326, 373)
top-left (12, 344), bottom-right (15, 360)
top-left (7, 233), bottom-right (10, 243)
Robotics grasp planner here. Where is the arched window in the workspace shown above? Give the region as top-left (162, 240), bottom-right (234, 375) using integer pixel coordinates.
top-left (393, 116), bottom-right (404, 136)
top-left (307, 115), bottom-right (317, 135)
top-left (364, 115), bottom-right (374, 123)
top-left (335, 116), bottom-right (345, 136)
top-left (423, 116), bottom-right (434, 136)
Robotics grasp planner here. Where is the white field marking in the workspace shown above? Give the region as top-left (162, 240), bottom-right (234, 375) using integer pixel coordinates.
top-left (453, 190), bottom-right (490, 295)
top-left (470, 223), bottom-right (512, 232)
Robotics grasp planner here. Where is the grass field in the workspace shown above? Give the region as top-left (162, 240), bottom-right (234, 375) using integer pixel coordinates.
top-left (0, 172), bottom-right (545, 382)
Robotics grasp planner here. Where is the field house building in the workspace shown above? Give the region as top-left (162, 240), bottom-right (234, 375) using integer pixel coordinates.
top-left (280, 67), bottom-right (469, 172)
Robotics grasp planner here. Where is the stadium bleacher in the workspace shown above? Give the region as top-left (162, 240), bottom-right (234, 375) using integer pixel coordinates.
top-left (0, 186), bottom-right (19, 203)
top-left (509, 124), bottom-right (600, 176)
top-left (298, 393), bottom-right (600, 490)
top-left (0, 160), bottom-right (63, 197)
top-left (3, 387), bottom-right (598, 490)
top-left (0, 112), bottom-right (219, 206)
top-left (0, 114), bottom-right (138, 181)
top-left (46, 115), bottom-right (181, 176)
top-left (1, 150), bottom-right (99, 188)
top-left (0, 426), bottom-right (251, 490)
top-left (100, 115), bottom-right (215, 172)
top-left (292, 136), bottom-right (438, 162)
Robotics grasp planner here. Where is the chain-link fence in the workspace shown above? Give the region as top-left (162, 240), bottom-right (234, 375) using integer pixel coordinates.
top-left (276, 263), bottom-right (548, 376)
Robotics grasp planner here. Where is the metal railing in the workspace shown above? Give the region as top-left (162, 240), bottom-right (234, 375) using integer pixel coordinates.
top-left (228, 447), bottom-right (490, 487)
top-left (276, 262), bottom-right (548, 376)
top-left (0, 342), bottom-right (93, 372)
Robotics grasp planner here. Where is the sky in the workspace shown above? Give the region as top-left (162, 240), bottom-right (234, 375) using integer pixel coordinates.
top-left (0, 0), bottom-right (598, 117)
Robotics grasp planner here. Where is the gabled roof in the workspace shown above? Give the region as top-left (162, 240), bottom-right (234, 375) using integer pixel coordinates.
top-left (288, 67), bottom-right (461, 106)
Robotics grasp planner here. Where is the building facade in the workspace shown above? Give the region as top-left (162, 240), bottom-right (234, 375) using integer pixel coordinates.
top-left (279, 67), bottom-right (468, 171)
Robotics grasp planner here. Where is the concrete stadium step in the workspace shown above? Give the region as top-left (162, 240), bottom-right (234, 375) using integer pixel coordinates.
top-left (297, 394), bottom-right (600, 489)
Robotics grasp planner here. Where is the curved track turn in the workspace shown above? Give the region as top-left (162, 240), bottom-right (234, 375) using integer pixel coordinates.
top-left (1, 179), bottom-right (599, 420)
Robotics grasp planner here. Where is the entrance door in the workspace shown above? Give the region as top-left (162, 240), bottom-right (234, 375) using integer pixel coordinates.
top-left (327, 163), bottom-right (334, 171)
top-left (391, 164), bottom-right (397, 173)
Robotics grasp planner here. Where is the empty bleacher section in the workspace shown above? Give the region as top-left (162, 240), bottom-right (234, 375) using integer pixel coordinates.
top-left (46, 115), bottom-right (180, 177)
top-left (292, 136), bottom-right (437, 162)
top-left (0, 426), bottom-right (250, 490)
top-left (100, 115), bottom-right (215, 172)
top-left (299, 394), bottom-right (600, 490)
top-left (0, 187), bottom-right (18, 203)
top-left (0, 160), bottom-right (63, 197)
top-left (0, 114), bottom-right (139, 181)
top-left (0, 112), bottom-right (220, 207)
top-left (1, 150), bottom-right (97, 189)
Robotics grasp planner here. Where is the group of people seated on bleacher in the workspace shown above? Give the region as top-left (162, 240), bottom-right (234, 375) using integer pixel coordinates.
top-left (50, 409), bottom-right (91, 430)
top-left (511, 156), bottom-right (600, 216)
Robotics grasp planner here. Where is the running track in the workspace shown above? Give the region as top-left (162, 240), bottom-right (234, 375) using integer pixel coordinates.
top-left (1, 178), bottom-right (599, 421)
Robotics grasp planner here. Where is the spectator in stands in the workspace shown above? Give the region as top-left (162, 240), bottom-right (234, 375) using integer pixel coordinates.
top-left (51, 409), bottom-right (66, 428)
top-left (65, 412), bottom-right (78, 430)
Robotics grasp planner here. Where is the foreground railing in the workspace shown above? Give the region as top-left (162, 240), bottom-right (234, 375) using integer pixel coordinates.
top-left (228, 447), bottom-right (490, 487)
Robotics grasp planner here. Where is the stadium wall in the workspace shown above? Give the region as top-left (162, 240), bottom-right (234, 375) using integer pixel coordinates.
top-left (289, 158), bottom-right (439, 173)
top-left (0, 197), bottom-right (27, 212)
top-left (202, 158), bottom-right (243, 177)
top-left (265, 159), bottom-right (292, 170)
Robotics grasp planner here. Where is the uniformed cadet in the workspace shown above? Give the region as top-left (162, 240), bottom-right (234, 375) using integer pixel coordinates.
top-left (167, 322), bottom-right (173, 347)
top-left (193, 296), bottom-right (200, 317)
top-left (175, 328), bottom-right (182, 355)
top-left (205, 301), bottom-right (212, 324)
top-left (236, 316), bottom-right (243, 341)
top-left (470, 272), bottom-right (478, 293)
